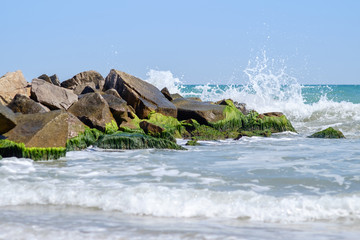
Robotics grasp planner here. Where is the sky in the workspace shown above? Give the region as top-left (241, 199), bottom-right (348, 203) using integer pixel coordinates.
top-left (1, 0), bottom-right (359, 85)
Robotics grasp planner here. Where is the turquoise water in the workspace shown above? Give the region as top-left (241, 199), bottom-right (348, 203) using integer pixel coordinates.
top-left (1, 66), bottom-right (360, 239)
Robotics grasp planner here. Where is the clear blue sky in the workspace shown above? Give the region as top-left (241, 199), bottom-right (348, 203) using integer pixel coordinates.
top-left (1, 0), bottom-right (359, 84)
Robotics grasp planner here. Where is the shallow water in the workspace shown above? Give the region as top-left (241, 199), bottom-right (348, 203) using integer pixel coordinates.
top-left (1, 135), bottom-right (360, 239)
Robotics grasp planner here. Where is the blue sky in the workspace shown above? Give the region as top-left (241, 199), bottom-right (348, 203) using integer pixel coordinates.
top-left (1, 0), bottom-right (359, 84)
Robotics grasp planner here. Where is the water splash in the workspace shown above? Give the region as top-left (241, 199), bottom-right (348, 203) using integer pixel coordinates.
top-left (145, 69), bottom-right (183, 94)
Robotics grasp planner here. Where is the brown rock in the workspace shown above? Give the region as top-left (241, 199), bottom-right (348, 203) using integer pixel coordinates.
top-left (0, 104), bottom-right (17, 134)
top-left (139, 121), bottom-right (164, 135)
top-left (103, 69), bottom-right (177, 118)
top-left (50, 74), bottom-right (61, 86)
top-left (102, 94), bottom-right (128, 125)
top-left (68, 92), bottom-right (115, 131)
top-left (104, 88), bottom-right (121, 98)
top-left (0, 70), bottom-right (29, 104)
top-left (170, 93), bottom-right (183, 100)
top-left (4, 110), bottom-right (85, 148)
top-left (161, 87), bottom-right (172, 101)
top-left (61, 70), bottom-right (105, 95)
top-left (172, 98), bottom-right (226, 125)
top-left (38, 74), bottom-right (52, 84)
top-left (7, 94), bottom-right (50, 114)
top-left (31, 78), bottom-right (78, 110)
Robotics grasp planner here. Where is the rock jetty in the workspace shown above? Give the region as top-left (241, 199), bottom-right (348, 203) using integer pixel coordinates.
top-left (0, 69), bottom-right (296, 160)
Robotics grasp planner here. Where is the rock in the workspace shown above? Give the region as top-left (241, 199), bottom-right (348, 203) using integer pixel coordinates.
top-left (170, 93), bottom-right (183, 100)
top-left (260, 112), bottom-right (284, 118)
top-left (139, 121), bottom-right (164, 135)
top-left (161, 87), bottom-right (172, 101)
top-left (308, 127), bottom-right (345, 139)
top-left (0, 104), bottom-right (16, 134)
top-left (7, 94), bottom-right (50, 114)
top-left (38, 74), bottom-right (52, 84)
top-left (50, 74), bottom-right (61, 86)
top-left (0, 70), bottom-right (29, 104)
top-left (3, 110), bottom-right (85, 148)
top-left (172, 98), bottom-right (226, 125)
top-left (68, 92), bottom-right (115, 131)
top-left (61, 70), bottom-right (105, 95)
top-left (80, 86), bottom-right (95, 95)
top-left (104, 88), bottom-right (121, 98)
top-left (216, 99), bottom-right (248, 114)
top-left (31, 78), bottom-right (78, 110)
top-left (102, 94), bottom-right (129, 125)
top-left (103, 69), bottom-right (177, 118)
top-left (95, 132), bottom-right (185, 150)
top-left (188, 97), bottom-right (202, 102)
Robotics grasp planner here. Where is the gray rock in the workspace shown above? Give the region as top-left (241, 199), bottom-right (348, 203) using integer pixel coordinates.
top-left (61, 70), bottom-right (105, 95)
top-left (7, 94), bottom-right (49, 114)
top-left (50, 74), bottom-right (61, 86)
top-left (68, 92), bottom-right (115, 131)
top-left (103, 69), bottom-right (177, 119)
top-left (31, 78), bottom-right (78, 110)
top-left (4, 110), bottom-right (85, 148)
top-left (0, 104), bottom-right (16, 134)
top-left (172, 98), bottom-right (226, 125)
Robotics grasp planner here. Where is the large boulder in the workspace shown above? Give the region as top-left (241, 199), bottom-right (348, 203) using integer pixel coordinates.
top-left (103, 69), bottom-right (177, 119)
top-left (68, 92), bottom-right (115, 131)
top-left (61, 70), bottom-right (105, 95)
top-left (7, 94), bottom-right (49, 114)
top-left (172, 98), bottom-right (226, 125)
top-left (3, 110), bottom-right (85, 148)
top-left (0, 104), bottom-right (16, 134)
top-left (38, 74), bottom-right (60, 86)
top-left (0, 70), bottom-right (29, 104)
top-left (31, 78), bottom-right (78, 110)
top-left (102, 94), bottom-right (129, 125)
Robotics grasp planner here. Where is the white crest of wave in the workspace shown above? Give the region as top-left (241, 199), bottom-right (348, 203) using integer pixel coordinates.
top-left (145, 69), bottom-right (182, 94)
top-left (1, 181), bottom-right (360, 223)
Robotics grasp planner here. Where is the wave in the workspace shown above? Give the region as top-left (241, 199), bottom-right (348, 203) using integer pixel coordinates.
top-left (1, 179), bottom-right (360, 223)
top-left (144, 53), bottom-right (360, 137)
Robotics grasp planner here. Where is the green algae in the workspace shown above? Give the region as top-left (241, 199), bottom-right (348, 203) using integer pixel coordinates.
top-left (308, 127), bottom-right (345, 139)
top-left (185, 138), bottom-right (200, 146)
top-left (210, 100), bottom-right (296, 134)
top-left (66, 127), bottom-right (104, 151)
top-left (105, 120), bottom-right (119, 134)
top-left (0, 139), bottom-right (66, 161)
top-left (145, 112), bottom-right (188, 138)
top-left (95, 132), bottom-right (185, 150)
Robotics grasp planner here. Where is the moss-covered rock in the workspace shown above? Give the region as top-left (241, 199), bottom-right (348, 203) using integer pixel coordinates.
top-left (95, 132), bottom-right (185, 150)
top-left (66, 127), bottom-right (104, 151)
top-left (308, 127), bottom-right (345, 139)
top-left (0, 139), bottom-right (66, 160)
top-left (210, 100), bottom-right (296, 134)
top-left (185, 138), bottom-right (200, 146)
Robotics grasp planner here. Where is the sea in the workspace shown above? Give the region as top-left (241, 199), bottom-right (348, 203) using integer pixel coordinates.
top-left (1, 59), bottom-right (360, 239)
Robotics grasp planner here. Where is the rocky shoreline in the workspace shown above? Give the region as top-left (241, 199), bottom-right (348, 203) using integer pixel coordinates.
top-left (0, 69), bottom-right (341, 160)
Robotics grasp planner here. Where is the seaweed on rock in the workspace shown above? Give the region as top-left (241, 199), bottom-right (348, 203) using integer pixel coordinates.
top-left (95, 132), bottom-right (185, 150)
top-left (0, 139), bottom-right (66, 160)
top-left (308, 127), bottom-right (345, 139)
top-left (210, 100), bottom-right (296, 134)
top-left (66, 127), bottom-right (104, 151)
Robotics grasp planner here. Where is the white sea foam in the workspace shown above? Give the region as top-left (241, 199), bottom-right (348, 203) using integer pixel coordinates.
top-left (1, 180), bottom-right (359, 223)
top-left (145, 69), bottom-right (183, 94)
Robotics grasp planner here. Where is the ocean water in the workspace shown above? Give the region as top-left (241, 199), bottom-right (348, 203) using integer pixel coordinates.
top-left (1, 62), bottom-right (360, 239)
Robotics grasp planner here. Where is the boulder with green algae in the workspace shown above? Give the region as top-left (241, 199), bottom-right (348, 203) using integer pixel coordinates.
top-left (210, 100), bottom-right (296, 134)
top-left (66, 127), bottom-right (104, 151)
top-left (0, 139), bottom-right (66, 160)
top-left (308, 127), bottom-right (345, 139)
top-left (95, 132), bottom-right (185, 150)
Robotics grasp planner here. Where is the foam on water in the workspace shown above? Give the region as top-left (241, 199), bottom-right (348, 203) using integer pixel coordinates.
top-left (1, 178), bottom-right (360, 223)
